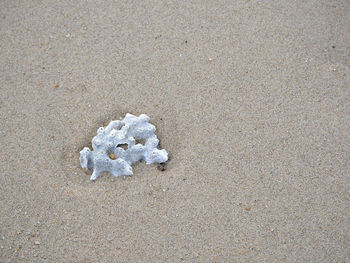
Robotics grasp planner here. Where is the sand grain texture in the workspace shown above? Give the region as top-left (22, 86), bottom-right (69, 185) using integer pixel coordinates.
top-left (1, 0), bottom-right (349, 262)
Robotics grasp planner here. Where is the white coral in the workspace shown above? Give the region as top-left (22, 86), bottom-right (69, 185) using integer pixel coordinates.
top-left (80, 113), bottom-right (168, 180)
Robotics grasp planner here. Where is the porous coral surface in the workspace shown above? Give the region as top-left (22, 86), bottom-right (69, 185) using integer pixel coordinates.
top-left (80, 113), bottom-right (168, 180)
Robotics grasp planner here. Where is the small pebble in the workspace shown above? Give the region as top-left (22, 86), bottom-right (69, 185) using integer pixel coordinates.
top-left (34, 241), bottom-right (40, 245)
top-left (109, 153), bottom-right (116, 160)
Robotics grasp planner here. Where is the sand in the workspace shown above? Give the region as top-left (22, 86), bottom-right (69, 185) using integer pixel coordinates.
top-left (0, 0), bottom-right (349, 262)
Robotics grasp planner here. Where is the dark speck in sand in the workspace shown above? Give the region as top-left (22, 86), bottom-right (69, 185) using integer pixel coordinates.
top-left (157, 163), bottom-right (166, 171)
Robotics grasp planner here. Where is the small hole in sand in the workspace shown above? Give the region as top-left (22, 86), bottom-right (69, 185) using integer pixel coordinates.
top-left (157, 163), bottom-right (166, 171)
top-left (117, 144), bottom-right (128, 150)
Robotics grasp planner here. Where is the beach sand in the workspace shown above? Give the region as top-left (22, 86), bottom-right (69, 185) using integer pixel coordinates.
top-left (1, 1), bottom-right (349, 262)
